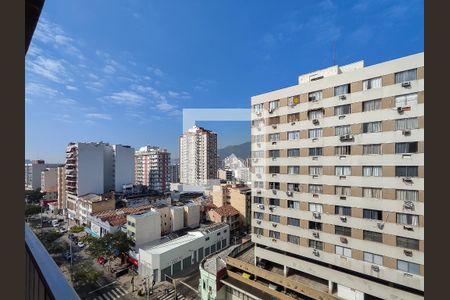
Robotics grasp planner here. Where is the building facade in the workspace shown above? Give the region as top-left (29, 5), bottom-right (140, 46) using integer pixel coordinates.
top-left (169, 162), bottom-right (180, 183)
top-left (135, 146), bottom-right (170, 192)
top-left (56, 165), bottom-right (66, 210)
top-left (40, 167), bottom-right (58, 193)
top-left (180, 126), bottom-right (218, 186)
top-left (249, 53), bottom-right (424, 299)
top-left (25, 160), bottom-right (47, 190)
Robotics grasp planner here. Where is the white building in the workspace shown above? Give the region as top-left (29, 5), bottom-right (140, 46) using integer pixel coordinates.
top-left (135, 146), bottom-right (170, 192)
top-left (25, 160), bottom-right (53, 190)
top-left (65, 142), bottom-right (134, 221)
top-left (138, 223), bottom-right (230, 282)
top-left (180, 126), bottom-right (218, 186)
top-left (170, 206), bottom-right (185, 232)
top-left (127, 211), bottom-right (162, 247)
top-left (223, 154), bottom-right (250, 183)
top-left (184, 203), bottom-right (201, 228)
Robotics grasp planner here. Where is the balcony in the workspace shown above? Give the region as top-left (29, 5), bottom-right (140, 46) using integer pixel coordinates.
top-left (25, 224), bottom-right (79, 299)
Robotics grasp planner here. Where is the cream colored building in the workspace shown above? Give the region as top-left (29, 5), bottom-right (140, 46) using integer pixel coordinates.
top-left (41, 167), bottom-right (58, 193)
top-left (57, 165), bottom-right (66, 210)
top-left (246, 53), bottom-right (424, 299)
top-left (77, 193), bottom-right (116, 225)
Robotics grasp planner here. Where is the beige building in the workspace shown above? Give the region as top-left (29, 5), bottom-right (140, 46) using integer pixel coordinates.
top-left (208, 204), bottom-right (240, 236)
top-left (77, 193), bottom-right (116, 225)
top-left (134, 146), bottom-right (170, 192)
top-left (245, 53), bottom-right (424, 299)
top-left (57, 165), bottom-right (66, 210)
top-left (41, 167), bottom-right (58, 193)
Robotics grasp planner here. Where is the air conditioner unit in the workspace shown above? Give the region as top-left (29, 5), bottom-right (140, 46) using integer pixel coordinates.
top-left (257, 204), bottom-right (265, 210)
top-left (271, 157), bottom-right (277, 160)
top-left (377, 222), bottom-right (385, 230)
top-left (272, 141), bottom-right (277, 145)
top-left (269, 205), bottom-right (276, 211)
top-left (256, 190), bottom-right (261, 195)
top-left (272, 189), bottom-right (277, 194)
top-left (256, 220), bottom-right (261, 225)
top-left (404, 250), bottom-right (413, 257)
top-left (371, 265), bottom-right (380, 272)
top-left (272, 223), bottom-right (277, 227)
top-left (253, 158), bottom-right (259, 163)
top-left (401, 81), bottom-right (411, 88)
top-left (312, 174), bottom-right (319, 179)
top-left (286, 191), bottom-right (293, 197)
top-left (312, 232), bottom-right (320, 238)
top-left (404, 201), bottom-right (415, 210)
top-left (339, 95), bottom-right (347, 100)
top-left (397, 106), bottom-right (405, 113)
top-left (291, 122), bottom-right (296, 125)
top-left (312, 249), bottom-right (320, 256)
top-left (312, 119), bottom-right (320, 125)
top-left (309, 96), bottom-right (316, 101)
top-left (268, 108), bottom-right (274, 114)
top-left (340, 196), bottom-right (347, 200)
top-left (272, 238), bottom-right (277, 242)
top-left (340, 237), bottom-right (348, 244)
top-left (312, 193), bottom-right (319, 197)
top-left (402, 129), bottom-right (411, 136)
top-left (272, 125), bottom-right (277, 129)
top-left (403, 177), bottom-right (413, 184)
top-left (256, 173), bottom-right (261, 179)
top-left (403, 225), bottom-right (414, 231)
top-left (340, 134), bottom-right (354, 142)
top-left (257, 234), bottom-right (261, 238)
top-left (256, 111), bottom-right (262, 116)
top-left (313, 212), bottom-right (321, 219)
top-left (271, 173), bottom-right (277, 177)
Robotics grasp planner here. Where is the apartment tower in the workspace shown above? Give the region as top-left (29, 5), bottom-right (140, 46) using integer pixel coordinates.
top-left (65, 142), bottom-right (134, 221)
top-left (134, 146), bottom-right (170, 192)
top-left (249, 53), bottom-right (424, 299)
top-left (179, 126), bottom-right (218, 186)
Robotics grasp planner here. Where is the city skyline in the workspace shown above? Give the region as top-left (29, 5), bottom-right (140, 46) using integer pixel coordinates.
top-left (25, 0), bottom-right (423, 162)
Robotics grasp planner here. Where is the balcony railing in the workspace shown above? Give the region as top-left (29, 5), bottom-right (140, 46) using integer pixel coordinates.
top-left (25, 224), bottom-right (79, 300)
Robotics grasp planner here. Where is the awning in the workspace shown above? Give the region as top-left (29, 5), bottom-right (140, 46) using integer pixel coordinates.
top-left (128, 257), bottom-right (138, 267)
top-left (84, 227), bottom-right (100, 238)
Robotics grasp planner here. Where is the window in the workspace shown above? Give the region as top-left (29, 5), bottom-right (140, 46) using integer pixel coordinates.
top-left (363, 209), bottom-right (382, 220)
top-left (253, 181), bottom-right (264, 189)
top-left (287, 148), bottom-right (300, 157)
top-left (395, 69), bottom-right (417, 83)
top-left (364, 252), bottom-right (383, 265)
top-left (335, 166), bottom-right (351, 176)
top-left (287, 217), bottom-right (300, 227)
top-left (288, 95), bottom-right (300, 107)
top-left (397, 260), bottom-right (420, 275)
top-left (364, 230), bottom-right (383, 243)
top-left (269, 150), bottom-right (280, 158)
top-left (269, 166), bottom-right (280, 174)
top-left (335, 104), bottom-right (351, 115)
top-left (309, 203), bottom-right (323, 213)
top-left (253, 196), bottom-right (263, 204)
top-left (287, 183), bottom-right (300, 192)
top-left (253, 103), bottom-right (263, 114)
top-left (269, 214), bottom-right (280, 223)
top-left (363, 121), bottom-right (382, 133)
top-left (254, 134), bottom-right (264, 143)
top-left (254, 166), bottom-right (264, 174)
top-left (309, 221), bottom-right (322, 231)
top-left (363, 77), bottom-right (382, 90)
top-left (288, 131), bottom-right (300, 140)
top-left (309, 239), bottom-right (323, 250)
top-left (268, 133), bottom-right (280, 142)
top-left (396, 236), bottom-right (420, 250)
top-left (269, 116), bottom-right (280, 125)
top-left (308, 109), bottom-right (324, 120)
top-left (252, 119), bottom-right (264, 128)
top-left (363, 166), bottom-right (383, 177)
top-left (335, 206), bottom-right (352, 216)
top-left (395, 166), bottom-right (418, 177)
top-left (269, 198), bottom-right (280, 206)
top-left (269, 100), bottom-right (279, 111)
top-left (287, 113), bottom-right (300, 122)
top-left (335, 84), bottom-right (350, 96)
top-left (309, 184), bottom-right (323, 194)
top-left (269, 182), bottom-right (280, 190)
top-left (363, 144), bottom-right (382, 155)
top-left (363, 187), bottom-right (382, 199)
top-left (335, 186), bottom-right (351, 196)
top-left (287, 166), bottom-right (300, 174)
top-left (335, 145), bottom-right (351, 155)
top-left (396, 142), bottom-right (418, 154)
top-left (269, 230), bottom-right (280, 239)
top-left (287, 200), bottom-right (300, 209)
top-left (309, 166), bottom-right (323, 176)
top-left (395, 117), bottom-right (419, 130)
top-left (336, 245), bottom-right (352, 257)
top-left (254, 212), bottom-right (263, 219)
top-left (288, 234), bottom-right (300, 244)
top-left (309, 147), bottom-right (323, 156)
top-left (309, 90), bottom-right (323, 101)
top-left (362, 99), bottom-right (382, 112)
top-left (335, 225), bottom-right (352, 236)
top-left (335, 125), bottom-right (351, 136)
top-left (397, 213), bottom-right (419, 226)
top-left (252, 150), bottom-right (264, 158)
top-left (396, 189), bottom-right (419, 201)
top-left (309, 128), bottom-right (323, 139)
top-left (254, 227), bottom-right (264, 235)
top-left (395, 93), bottom-right (418, 107)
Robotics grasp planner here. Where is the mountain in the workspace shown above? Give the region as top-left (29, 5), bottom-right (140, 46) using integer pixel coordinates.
top-left (218, 142), bottom-right (251, 161)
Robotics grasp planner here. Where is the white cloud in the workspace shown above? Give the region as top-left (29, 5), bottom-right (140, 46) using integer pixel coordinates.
top-left (66, 85), bottom-right (78, 91)
top-left (26, 82), bottom-right (59, 98)
top-left (168, 90), bottom-right (190, 99)
top-left (156, 101), bottom-right (176, 112)
top-left (26, 57), bottom-right (69, 83)
top-left (103, 90), bottom-right (146, 105)
top-left (86, 113), bottom-right (112, 120)
top-left (57, 98), bottom-right (78, 105)
top-left (103, 64), bottom-right (116, 74)
top-left (147, 66), bottom-right (165, 77)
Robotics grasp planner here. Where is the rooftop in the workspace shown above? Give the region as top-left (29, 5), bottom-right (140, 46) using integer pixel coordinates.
top-left (203, 245), bottom-right (238, 274)
top-left (90, 204), bottom-right (153, 226)
top-left (213, 204), bottom-right (240, 217)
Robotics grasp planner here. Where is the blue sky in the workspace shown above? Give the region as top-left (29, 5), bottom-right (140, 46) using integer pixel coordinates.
top-left (25, 0), bottom-right (423, 163)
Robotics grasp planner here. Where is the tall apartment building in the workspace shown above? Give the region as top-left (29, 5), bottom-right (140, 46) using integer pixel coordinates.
top-left (134, 146), bottom-right (170, 192)
top-left (25, 159), bottom-right (47, 190)
top-left (169, 159), bottom-right (180, 183)
top-left (65, 142), bottom-right (134, 221)
top-left (56, 165), bottom-right (66, 210)
top-left (40, 167), bottom-right (58, 193)
top-left (248, 53), bottom-right (424, 299)
top-left (180, 126), bottom-right (218, 186)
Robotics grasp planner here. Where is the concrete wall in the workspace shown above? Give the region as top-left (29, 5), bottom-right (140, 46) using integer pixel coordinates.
top-left (153, 206), bottom-right (172, 234)
top-left (128, 211), bottom-right (161, 247)
top-left (184, 203), bottom-right (201, 228)
top-left (41, 167), bottom-right (58, 193)
top-left (77, 143), bottom-right (105, 196)
top-left (171, 206), bottom-right (185, 231)
top-left (113, 145), bottom-right (135, 192)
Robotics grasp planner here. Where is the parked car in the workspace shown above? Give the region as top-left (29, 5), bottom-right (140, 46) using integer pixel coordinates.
top-left (77, 241), bottom-right (85, 248)
top-left (51, 220), bottom-right (60, 227)
top-left (63, 252), bottom-right (72, 261)
top-left (59, 227), bottom-right (68, 233)
top-left (97, 256), bottom-right (107, 265)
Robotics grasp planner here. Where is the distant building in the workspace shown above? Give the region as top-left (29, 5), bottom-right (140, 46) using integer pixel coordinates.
top-left (56, 165), bottom-right (66, 210)
top-left (208, 205), bottom-right (240, 236)
top-left (40, 167), bottom-right (58, 193)
top-left (169, 162), bottom-right (180, 183)
top-left (180, 126), bottom-right (218, 186)
top-left (77, 193), bottom-right (115, 225)
top-left (223, 154), bottom-right (250, 183)
top-left (25, 159), bottom-right (52, 190)
top-left (127, 211), bottom-right (161, 247)
top-left (135, 146), bottom-right (170, 192)
top-left (217, 169), bottom-right (233, 181)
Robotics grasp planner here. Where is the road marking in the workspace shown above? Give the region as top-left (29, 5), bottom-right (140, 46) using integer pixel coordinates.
top-left (88, 281), bottom-right (118, 294)
top-left (109, 289), bottom-right (120, 298)
top-left (116, 287), bottom-right (128, 296)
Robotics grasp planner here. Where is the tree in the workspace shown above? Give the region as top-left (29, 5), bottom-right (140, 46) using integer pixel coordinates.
top-left (37, 231), bottom-right (63, 247)
top-left (86, 231), bottom-right (135, 269)
top-left (47, 241), bottom-right (69, 254)
top-left (112, 231), bottom-right (135, 264)
top-left (72, 262), bottom-right (102, 290)
top-left (25, 188), bottom-right (44, 204)
top-left (69, 225), bottom-right (85, 234)
top-left (25, 204), bottom-right (41, 218)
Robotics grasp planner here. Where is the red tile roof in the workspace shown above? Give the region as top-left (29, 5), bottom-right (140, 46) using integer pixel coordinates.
top-left (91, 204), bottom-right (153, 226)
top-left (213, 204), bottom-right (240, 217)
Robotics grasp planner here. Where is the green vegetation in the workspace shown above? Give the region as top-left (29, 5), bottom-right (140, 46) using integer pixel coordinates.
top-left (86, 231), bottom-right (135, 268)
top-left (72, 261), bottom-right (102, 289)
top-left (25, 203), bottom-right (41, 218)
top-left (69, 225), bottom-right (85, 234)
top-left (37, 231), bottom-right (63, 248)
top-left (25, 188), bottom-right (44, 203)
top-left (47, 241), bottom-right (69, 254)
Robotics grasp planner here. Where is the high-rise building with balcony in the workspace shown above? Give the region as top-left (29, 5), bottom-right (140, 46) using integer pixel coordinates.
top-left (180, 126), bottom-right (218, 186)
top-left (169, 158), bottom-right (180, 183)
top-left (134, 146), bottom-right (170, 192)
top-left (65, 142), bottom-right (134, 221)
top-left (247, 53), bottom-right (424, 300)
